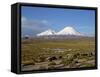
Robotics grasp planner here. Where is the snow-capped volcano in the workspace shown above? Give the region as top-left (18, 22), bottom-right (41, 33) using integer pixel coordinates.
top-left (37, 26), bottom-right (84, 36)
top-left (56, 26), bottom-right (83, 36)
top-left (37, 29), bottom-right (56, 36)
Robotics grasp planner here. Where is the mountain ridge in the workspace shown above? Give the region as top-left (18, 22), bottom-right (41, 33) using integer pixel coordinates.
top-left (37, 26), bottom-right (84, 36)
top-left (37, 29), bottom-right (56, 36)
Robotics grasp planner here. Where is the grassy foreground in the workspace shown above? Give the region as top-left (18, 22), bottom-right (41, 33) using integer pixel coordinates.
top-left (21, 37), bottom-right (95, 71)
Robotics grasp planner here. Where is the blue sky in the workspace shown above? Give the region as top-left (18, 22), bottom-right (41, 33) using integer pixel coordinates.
top-left (21, 6), bottom-right (95, 37)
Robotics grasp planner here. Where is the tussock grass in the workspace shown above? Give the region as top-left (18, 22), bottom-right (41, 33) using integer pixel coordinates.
top-left (21, 37), bottom-right (95, 70)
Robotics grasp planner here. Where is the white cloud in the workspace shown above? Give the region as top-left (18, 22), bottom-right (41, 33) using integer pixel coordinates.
top-left (22, 16), bottom-right (27, 22)
top-left (21, 16), bottom-right (50, 34)
top-left (41, 20), bottom-right (48, 24)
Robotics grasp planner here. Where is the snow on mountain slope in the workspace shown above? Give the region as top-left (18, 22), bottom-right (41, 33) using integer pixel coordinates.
top-left (37, 26), bottom-right (84, 36)
top-left (37, 29), bottom-right (56, 36)
top-left (56, 26), bottom-right (83, 36)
